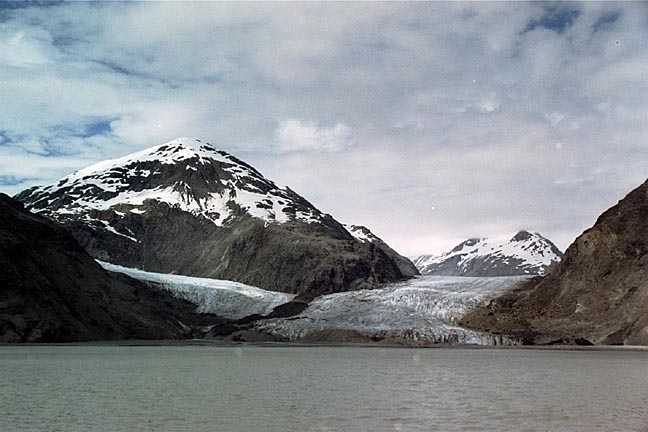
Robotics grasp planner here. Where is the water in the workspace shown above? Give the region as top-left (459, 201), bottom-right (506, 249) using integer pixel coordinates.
top-left (1, 345), bottom-right (647, 432)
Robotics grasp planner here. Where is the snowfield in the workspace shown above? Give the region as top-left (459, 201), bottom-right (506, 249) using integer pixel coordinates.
top-left (98, 261), bottom-right (294, 319)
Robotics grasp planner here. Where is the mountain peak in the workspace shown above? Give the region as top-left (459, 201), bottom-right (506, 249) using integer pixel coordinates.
top-left (146, 137), bottom-right (237, 162)
top-left (71, 137), bottom-right (233, 179)
top-left (168, 136), bottom-right (207, 148)
top-left (17, 138), bottom-right (323, 228)
top-left (511, 230), bottom-right (533, 242)
top-left (414, 231), bottom-right (563, 277)
top-left (344, 224), bottom-right (380, 243)
top-left (343, 224), bottom-right (420, 277)
top-left (149, 137), bottom-right (215, 157)
top-left (451, 237), bottom-right (483, 252)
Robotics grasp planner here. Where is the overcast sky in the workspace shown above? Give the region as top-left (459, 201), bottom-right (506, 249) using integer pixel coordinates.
top-left (1, 2), bottom-right (647, 257)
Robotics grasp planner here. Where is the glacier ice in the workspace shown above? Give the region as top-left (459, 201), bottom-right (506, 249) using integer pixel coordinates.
top-left (100, 260), bottom-right (526, 345)
top-left (98, 261), bottom-right (294, 319)
top-left (253, 275), bottom-right (528, 345)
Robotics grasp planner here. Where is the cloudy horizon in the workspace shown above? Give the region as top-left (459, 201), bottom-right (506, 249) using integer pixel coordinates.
top-left (1, 2), bottom-right (647, 257)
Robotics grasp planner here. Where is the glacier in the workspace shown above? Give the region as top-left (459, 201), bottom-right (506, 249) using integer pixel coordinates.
top-left (102, 261), bottom-right (527, 345)
top-left (98, 261), bottom-right (294, 319)
top-left (253, 276), bottom-right (528, 345)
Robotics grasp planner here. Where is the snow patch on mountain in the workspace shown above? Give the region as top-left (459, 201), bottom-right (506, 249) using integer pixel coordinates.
top-left (99, 261), bottom-right (294, 319)
top-left (343, 224), bottom-right (380, 243)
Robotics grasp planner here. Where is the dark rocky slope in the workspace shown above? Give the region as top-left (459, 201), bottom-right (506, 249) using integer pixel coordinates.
top-left (344, 224), bottom-right (419, 277)
top-left (460, 179), bottom-right (648, 345)
top-left (17, 138), bottom-right (417, 296)
top-left (0, 193), bottom-right (219, 343)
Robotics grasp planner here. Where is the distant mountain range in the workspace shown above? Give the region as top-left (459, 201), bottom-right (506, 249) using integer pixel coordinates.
top-left (413, 231), bottom-right (563, 277)
top-left (16, 137), bottom-right (417, 296)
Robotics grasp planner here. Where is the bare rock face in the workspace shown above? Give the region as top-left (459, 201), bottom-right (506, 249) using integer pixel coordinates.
top-left (16, 138), bottom-right (416, 296)
top-left (414, 231), bottom-right (563, 277)
top-left (0, 193), bottom-right (219, 343)
top-left (460, 179), bottom-right (648, 345)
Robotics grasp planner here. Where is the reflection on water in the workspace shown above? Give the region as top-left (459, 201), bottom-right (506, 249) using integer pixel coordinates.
top-left (1, 345), bottom-right (647, 432)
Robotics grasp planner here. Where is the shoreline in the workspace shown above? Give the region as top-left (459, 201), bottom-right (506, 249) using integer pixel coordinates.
top-left (2, 339), bottom-right (648, 352)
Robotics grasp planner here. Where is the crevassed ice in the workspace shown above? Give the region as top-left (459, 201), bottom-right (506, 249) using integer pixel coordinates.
top-left (99, 262), bottom-right (525, 345)
top-left (255, 275), bottom-right (528, 344)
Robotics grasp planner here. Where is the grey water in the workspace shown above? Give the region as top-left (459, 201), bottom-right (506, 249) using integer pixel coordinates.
top-left (1, 345), bottom-right (647, 432)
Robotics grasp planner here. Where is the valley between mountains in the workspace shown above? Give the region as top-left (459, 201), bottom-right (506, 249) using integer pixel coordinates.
top-left (3, 137), bottom-right (648, 346)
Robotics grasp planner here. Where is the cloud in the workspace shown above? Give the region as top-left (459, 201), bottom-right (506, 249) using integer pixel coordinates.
top-left (523, 3), bottom-right (582, 34)
top-left (1, 2), bottom-right (647, 256)
top-left (0, 28), bottom-right (54, 66)
top-left (274, 119), bottom-right (350, 152)
top-left (0, 174), bottom-right (33, 187)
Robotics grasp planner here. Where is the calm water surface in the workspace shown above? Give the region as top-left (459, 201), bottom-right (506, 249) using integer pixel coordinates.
top-left (1, 345), bottom-right (647, 432)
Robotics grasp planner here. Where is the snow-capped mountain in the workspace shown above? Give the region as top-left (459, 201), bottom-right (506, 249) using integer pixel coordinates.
top-left (344, 224), bottom-right (381, 243)
top-left (17, 137), bottom-right (417, 295)
top-left (18, 137), bottom-right (324, 229)
top-left (462, 178), bottom-right (648, 346)
top-left (413, 231), bottom-right (563, 277)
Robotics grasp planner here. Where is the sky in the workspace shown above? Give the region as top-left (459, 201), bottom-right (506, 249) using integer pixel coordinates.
top-left (1, 2), bottom-right (647, 257)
